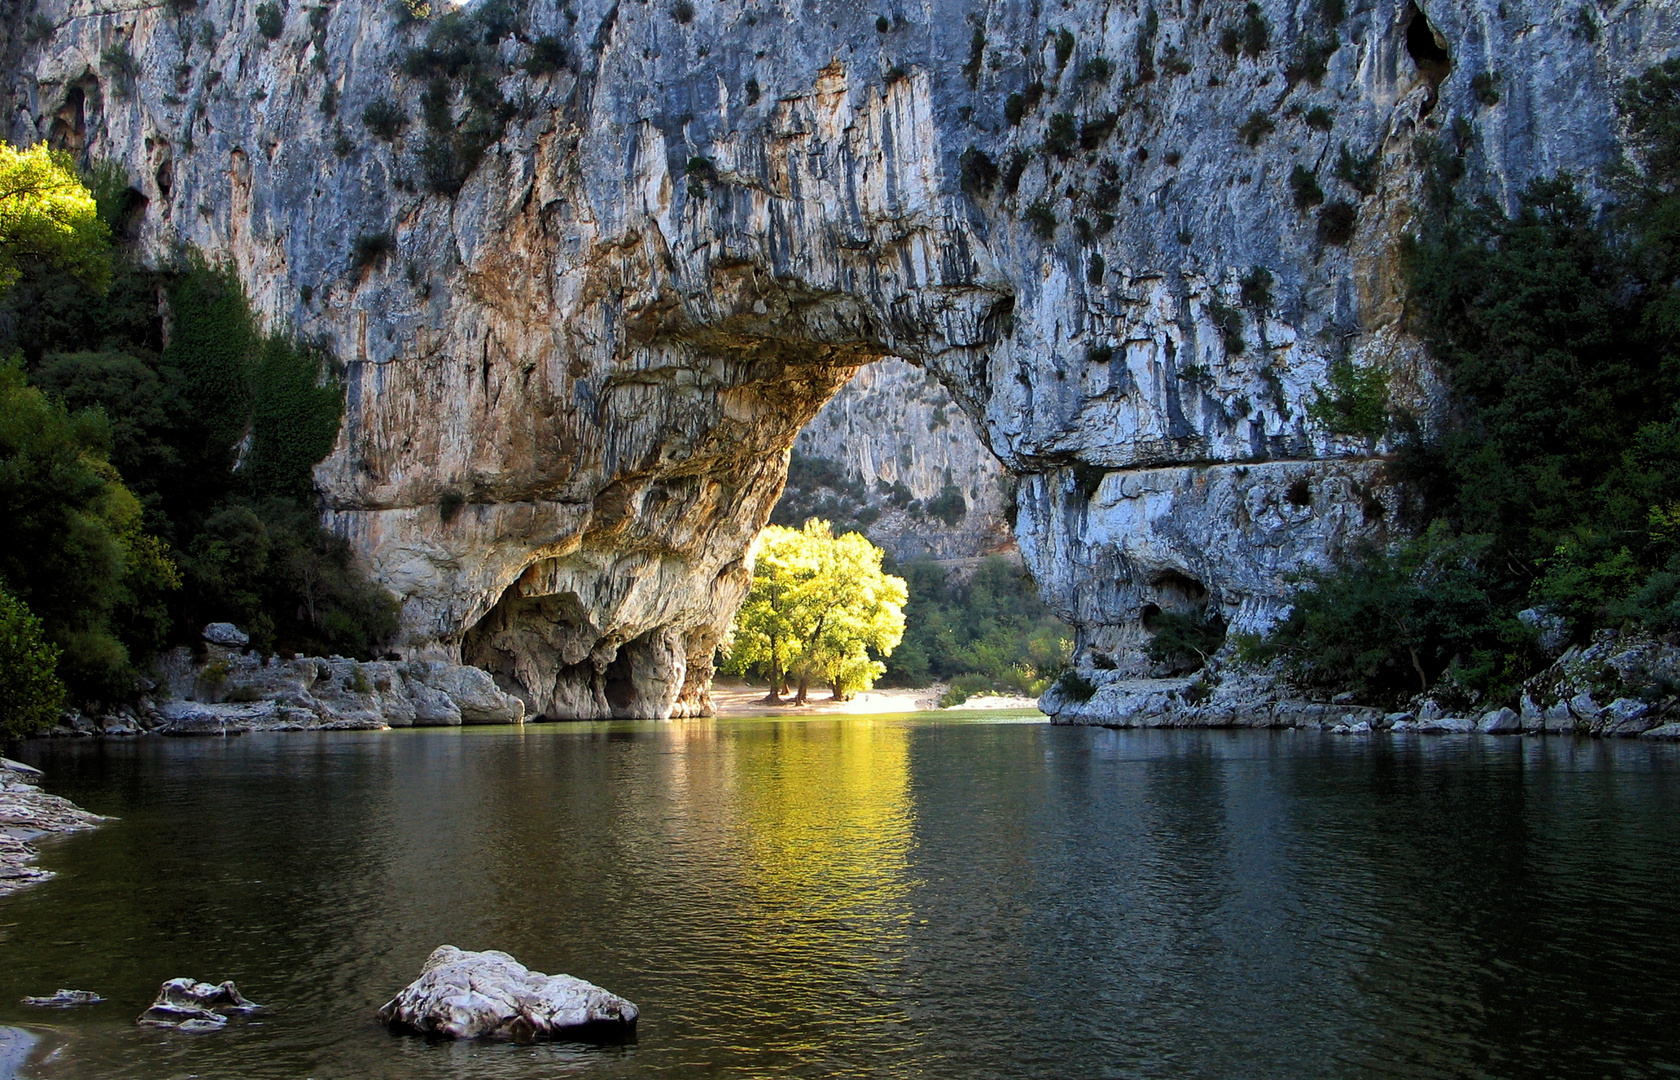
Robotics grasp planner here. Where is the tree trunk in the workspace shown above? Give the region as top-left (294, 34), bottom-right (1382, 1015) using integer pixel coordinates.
top-left (794, 674), bottom-right (810, 704)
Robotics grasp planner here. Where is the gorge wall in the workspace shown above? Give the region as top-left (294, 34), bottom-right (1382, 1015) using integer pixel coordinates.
top-left (4, 0), bottom-right (1673, 717)
top-left (778, 357), bottom-right (1015, 563)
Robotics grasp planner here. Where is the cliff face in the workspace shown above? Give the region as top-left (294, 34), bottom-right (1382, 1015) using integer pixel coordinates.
top-left (6, 0), bottom-right (1672, 716)
top-left (778, 357), bottom-right (1014, 562)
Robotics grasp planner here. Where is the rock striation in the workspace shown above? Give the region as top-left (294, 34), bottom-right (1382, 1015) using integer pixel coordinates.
top-left (0, 757), bottom-right (107, 896)
top-left (7, 0), bottom-right (1676, 717)
top-left (379, 945), bottom-right (638, 1042)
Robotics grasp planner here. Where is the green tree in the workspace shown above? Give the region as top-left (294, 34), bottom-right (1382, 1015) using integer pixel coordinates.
top-left (881, 556), bottom-right (1071, 699)
top-left (0, 142), bottom-right (109, 294)
top-left (0, 587), bottom-right (64, 737)
top-left (0, 359), bottom-right (177, 704)
top-left (724, 520), bottom-right (907, 703)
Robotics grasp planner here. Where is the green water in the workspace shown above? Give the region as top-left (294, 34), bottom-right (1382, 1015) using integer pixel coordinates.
top-left (3, 715), bottom-right (1679, 1078)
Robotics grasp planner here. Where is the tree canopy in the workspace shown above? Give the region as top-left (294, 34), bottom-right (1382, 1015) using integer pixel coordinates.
top-left (724, 520), bottom-right (907, 703)
top-left (0, 142), bottom-right (109, 294)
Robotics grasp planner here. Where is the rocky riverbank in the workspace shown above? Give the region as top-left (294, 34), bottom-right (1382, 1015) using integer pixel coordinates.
top-left (1042, 631), bottom-right (1680, 740)
top-left (45, 625), bottom-right (526, 738)
top-left (0, 758), bottom-right (107, 897)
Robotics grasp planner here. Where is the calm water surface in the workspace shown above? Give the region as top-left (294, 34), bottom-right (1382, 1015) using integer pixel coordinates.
top-left (2, 716), bottom-right (1678, 1079)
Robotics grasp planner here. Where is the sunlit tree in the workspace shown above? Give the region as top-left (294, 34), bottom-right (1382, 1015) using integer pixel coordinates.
top-left (725, 519), bottom-right (907, 703)
top-left (0, 141), bottom-right (109, 294)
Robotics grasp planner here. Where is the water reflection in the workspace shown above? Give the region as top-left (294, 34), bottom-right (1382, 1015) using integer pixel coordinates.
top-left (0, 720), bottom-right (1676, 1079)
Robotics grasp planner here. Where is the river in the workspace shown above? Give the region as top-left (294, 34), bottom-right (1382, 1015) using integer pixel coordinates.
top-left (2, 716), bottom-right (1678, 1078)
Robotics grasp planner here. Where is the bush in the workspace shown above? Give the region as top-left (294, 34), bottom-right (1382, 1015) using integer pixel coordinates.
top-left (1472, 71), bottom-right (1502, 107)
top-left (1317, 200), bottom-right (1358, 245)
top-left (1024, 200), bottom-right (1057, 239)
top-left (1284, 37), bottom-right (1337, 86)
top-left (351, 231), bottom-right (396, 273)
top-left (256, 2), bottom-right (284, 39)
top-left (927, 483), bottom-right (968, 526)
top-left (1220, 4), bottom-right (1268, 58)
top-left (101, 42), bottom-right (141, 97)
top-left (1305, 106), bottom-right (1334, 131)
top-left (1207, 298), bottom-right (1244, 354)
top-left (1238, 110), bottom-right (1276, 146)
top-left (1056, 670), bottom-right (1096, 702)
top-left (1239, 266), bottom-right (1273, 309)
top-left (1290, 164), bottom-right (1324, 210)
top-left (522, 35), bottom-right (568, 76)
top-left (1334, 143), bottom-right (1379, 195)
top-left (1145, 604), bottom-right (1228, 673)
top-left (0, 589), bottom-right (64, 737)
top-left (1078, 57), bottom-right (1114, 85)
top-left (670, 0), bottom-right (693, 24)
top-left (361, 97), bottom-right (408, 140)
top-left (1054, 28), bottom-right (1074, 70)
top-left (1045, 112), bottom-right (1077, 158)
top-left (1308, 360), bottom-right (1388, 439)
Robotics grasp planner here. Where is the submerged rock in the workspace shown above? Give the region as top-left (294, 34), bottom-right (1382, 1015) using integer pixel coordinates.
top-left (379, 946), bottom-right (638, 1043)
top-left (137, 979), bottom-right (261, 1031)
top-left (21, 990), bottom-right (103, 1007)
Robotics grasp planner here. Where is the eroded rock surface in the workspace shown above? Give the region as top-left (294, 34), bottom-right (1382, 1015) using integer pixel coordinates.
top-left (145, 645), bottom-right (525, 732)
top-left (378, 945), bottom-right (638, 1042)
top-left (137, 979), bottom-right (260, 1032)
top-left (0, 758), bottom-right (108, 897)
top-left (8, 0), bottom-right (1674, 715)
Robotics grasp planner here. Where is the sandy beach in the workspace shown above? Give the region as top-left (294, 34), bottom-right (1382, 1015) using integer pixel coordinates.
top-left (707, 677), bottom-right (1043, 718)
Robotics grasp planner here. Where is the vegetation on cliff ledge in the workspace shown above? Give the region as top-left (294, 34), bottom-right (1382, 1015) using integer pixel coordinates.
top-left (1257, 60), bottom-right (1680, 709)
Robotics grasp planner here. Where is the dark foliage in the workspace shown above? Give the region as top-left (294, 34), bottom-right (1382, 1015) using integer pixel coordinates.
top-left (1261, 59), bottom-right (1680, 706)
top-left (881, 557), bottom-right (1070, 695)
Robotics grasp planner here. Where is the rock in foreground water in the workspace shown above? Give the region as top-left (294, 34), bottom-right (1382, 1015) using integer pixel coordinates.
top-left (378, 946), bottom-right (638, 1042)
top-left (21, 990), bottom-right (103, 1008)
top-left (137, 979), bottom-right (260, 1031)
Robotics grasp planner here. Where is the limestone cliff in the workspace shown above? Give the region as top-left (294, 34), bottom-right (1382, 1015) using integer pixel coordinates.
top-left (5, 0), bottom-right (1672, 718)
top-left (777, 357), bottom-right (1014, 562)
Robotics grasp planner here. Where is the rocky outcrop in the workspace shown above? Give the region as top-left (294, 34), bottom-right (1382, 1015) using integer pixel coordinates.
top-left (7, 0), bottom-right (1675, 716)
top-left (379, 946), bottom-right (638, 1042)
top-left (0, 757), bottom-right (108, 896)
top-left (139, 639), bottom-right (526, 733)
top-left (1516, 631), bottom-right (1680, 738)
top-left (1043, 632), bottom-right (1680, 737)
top-left (137, 979), bottom-right (261, 1032)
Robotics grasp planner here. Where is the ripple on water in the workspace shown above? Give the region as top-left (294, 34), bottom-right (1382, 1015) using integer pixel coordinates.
top-left (0, 719), bottom-right (1675, 1079)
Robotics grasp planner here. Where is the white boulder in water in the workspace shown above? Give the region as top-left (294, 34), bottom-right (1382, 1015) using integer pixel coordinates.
top-left (137, 979), bottom-right (260, 1031)
top-left (378, 946), bottom-right (638, 1042)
